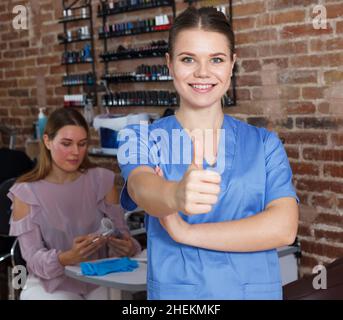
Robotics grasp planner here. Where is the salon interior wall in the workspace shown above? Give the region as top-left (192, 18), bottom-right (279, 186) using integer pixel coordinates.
top-left (0, 0), bottom-right (342, 276)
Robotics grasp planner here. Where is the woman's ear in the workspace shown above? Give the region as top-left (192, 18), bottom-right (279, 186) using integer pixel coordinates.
top-left (230, 54), bottom-right (237, 77)
top-left (43, 134), bottom-right (51, 150)
top-left (165, 53), bottom-right (173, 77)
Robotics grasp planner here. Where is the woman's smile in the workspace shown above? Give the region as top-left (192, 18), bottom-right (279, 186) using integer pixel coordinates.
top-left (189, 82), bottom-right (218, 93)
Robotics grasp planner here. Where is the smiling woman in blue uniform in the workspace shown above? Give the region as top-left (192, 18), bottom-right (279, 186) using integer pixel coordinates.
top-left (117, 7), bottom-right (299, 300)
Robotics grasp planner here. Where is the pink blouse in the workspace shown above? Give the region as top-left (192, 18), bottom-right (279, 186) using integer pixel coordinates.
top-left (8, 167), bottom-right (141, 295)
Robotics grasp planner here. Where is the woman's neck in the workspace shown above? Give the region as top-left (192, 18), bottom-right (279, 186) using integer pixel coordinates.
top-left (45, 165), bottom-right (81, 184)
top-left (175, 105), bottom-right (224, 131)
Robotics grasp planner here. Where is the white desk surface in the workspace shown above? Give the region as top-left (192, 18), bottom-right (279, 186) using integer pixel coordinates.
top-left (65, 257), bottom-right (147, 292)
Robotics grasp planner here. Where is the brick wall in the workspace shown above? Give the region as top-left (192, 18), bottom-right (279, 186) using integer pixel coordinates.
top-left (0, 0), bottom-right (342, 276)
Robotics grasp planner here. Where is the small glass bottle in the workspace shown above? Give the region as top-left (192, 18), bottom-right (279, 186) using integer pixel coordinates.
top-left (83, 97), bottom-right (94, 125)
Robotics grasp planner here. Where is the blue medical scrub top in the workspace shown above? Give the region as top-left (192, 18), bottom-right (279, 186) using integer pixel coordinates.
top-left (117, 115), bottom-right (298, 300)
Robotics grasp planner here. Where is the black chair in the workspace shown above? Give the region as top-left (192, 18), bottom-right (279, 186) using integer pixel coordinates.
top-left (0, 148), bottom-right (34, 185)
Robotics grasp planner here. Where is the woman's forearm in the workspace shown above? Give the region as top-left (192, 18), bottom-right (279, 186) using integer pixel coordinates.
top-left (173, 199), bottom-right (299, 252)
top-left (128, 169), bottom-right (178, 218)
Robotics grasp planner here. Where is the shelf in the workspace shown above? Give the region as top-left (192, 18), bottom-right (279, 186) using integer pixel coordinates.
top-left (59, 16), bottom-right (91, 23)
top-left (59, 36), bottom-right (92, 44)
top-left (102, 78), bottom-right (172, 84)
top-left (105, 79), bottom-right (172, 84)
top-left (62, 83), bottom-right (95, 87)
top-left (98, 1), bottom-right (172, 17)
top-left (63, 104), bottom-right (85, 108)
top-left (62, 60), bottom-right (93, 65)
top-left (102, 103), bottom-right (177, 107)
top-left (100, 49), bottom-right (167, 62)
top-left (99, 26), bottom-right (170, 39)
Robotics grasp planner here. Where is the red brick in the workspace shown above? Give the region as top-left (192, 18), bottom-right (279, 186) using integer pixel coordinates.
top-left (37, 55), bottom-right (60, 65)
top-left (241, 59), bottom-right (261, 72)
top-left (1, 32), bottom-right (21, 42)
top-left (0, 98), bottom-right (18, 107)
top-left (42, 34), bottom-right (56, 46)
top-left (279, 70), bottom-right (317, 84)
top-left (315, 213), bottom-right (343, 227)
top-left (47, 97), bottom-right (63, 106)
top-left (290, 53), bottom-right (343, 68)
top-left (279, 132), bottom-right (327, 145)
top-left (235, 46), bottom-right (258, 58)
top-left (331, 133), bottom-right (343, 146)
top-left (234, 17), bottom-right (255, 30)
top-left (324, 164), bottom-right (343, 178)
top-left (318, 102), bottom-right (330, 114)
top-left (257, 10), bottom-right (305, 27)
top-left (18, 78), bottom-right (36, 87)
top-left (303, 148), bottom-right (343, 162)
top-left (15, 58), bottom-right (36, 68)
top-left (302, 87), bottom-right (324, 99)
top-left (25, 48), bottom-right (40, 57)
top-left (10, 108), bottom-right (31, 117)
top-left (26, 67), bottom-right (49, 77)
top-left (325, 3), bottom-right (343, 19)
top-left (324, 70), bottom-right (343, 85)
top-left (49, 65), bottom-right (65, 75)
top-left (301, 239), bottom-right (343, 260)
top-left (262, 57), bottom-right (288, 68)
top-left (235, 88), bottom-right (251, 101)
top-left (337, 21), bottom-right (343, 33)
top-left (236, 75), bottom-right (262, 86)
top-left (280, 87), bottom-right (300, 99)
top-left (9, 40), bottom-right (30, 49)
top-left (281, 24), bottom-right (333, 39)
top-left (8, 89), bottom-right (29, 97)
top-left (313, 229), bottom-right (343, 243)
top-left (236, 29), bottom-right (278, 45)
top-left (296, 117), bottom-right (342, 130)
top-left (1, 117), bottom-right (23, 126)
top-left (286, 102), bottom-right (316, 114)
top-left (5, 69), bottom-right (25, 78)
top-left (3, 50), bottom-right (24, 59)
top-left (19, 98), bottom-right (38, 106)
top-left (311, 194), bottom-right (336, 209)
top-left (298, 223), bottom-right (312, 237)
top-left (0, 106), bottom-right (9, 116)
top-left (339, 199), bottom-right (343, 209)
top-left (296, 178), bottom-right (343, 193)
top-left (0, 60), bottom-right (13, 69)
top-left (233, 2), bottom-right (265, 17)
top-left (285, 146), bottom-right (299, 159)
top-left (311, 38), bottom-right (343, 52)
top-left (299, 255), bottom-right (319, 270)
top-left (268, 0), bottom-right (313, 11)
top-left (291, 162), bottom-right (320, 176)
top-left (0, 79), bottom-right (17, 88)
top-left (0, 13), bottom-right (12, 23)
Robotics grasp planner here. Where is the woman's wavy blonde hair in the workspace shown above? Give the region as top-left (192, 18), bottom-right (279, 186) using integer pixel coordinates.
top-left (17, 108), bottom-right (95, 183)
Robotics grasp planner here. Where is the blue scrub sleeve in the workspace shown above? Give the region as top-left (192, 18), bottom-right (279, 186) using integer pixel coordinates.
top-left (264, 131), bottom-right (299, 206)
top-left (117, 124), bottom-right (157, 211)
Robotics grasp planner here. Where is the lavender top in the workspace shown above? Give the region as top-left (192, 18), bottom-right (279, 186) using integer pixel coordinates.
top-left (8, 167), bottom-right (140, 295)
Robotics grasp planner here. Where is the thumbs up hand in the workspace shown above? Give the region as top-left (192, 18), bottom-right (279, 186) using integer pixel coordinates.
top-left (171, 137), bottom-right (221, 215)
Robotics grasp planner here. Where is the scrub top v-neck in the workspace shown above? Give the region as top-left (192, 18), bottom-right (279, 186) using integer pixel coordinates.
top-left (118, 114), bottom-right (298, 300)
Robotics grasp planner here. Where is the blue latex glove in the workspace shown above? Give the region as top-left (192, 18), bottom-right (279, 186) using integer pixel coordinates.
top-left (80, 257), bottom-right (139, 276)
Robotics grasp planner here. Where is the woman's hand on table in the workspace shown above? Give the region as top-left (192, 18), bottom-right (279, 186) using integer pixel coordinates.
top-left (58, 234), bottom-right (107, 266)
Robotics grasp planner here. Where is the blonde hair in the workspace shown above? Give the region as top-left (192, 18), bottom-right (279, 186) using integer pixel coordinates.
top-left (17, 108), bottom-right (95, 183)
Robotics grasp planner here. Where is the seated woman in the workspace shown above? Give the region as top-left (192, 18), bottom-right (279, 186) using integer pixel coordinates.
top-left (8, 108), bottom-right (140, 300)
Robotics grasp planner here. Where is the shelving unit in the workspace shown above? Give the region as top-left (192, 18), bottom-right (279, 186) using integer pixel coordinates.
top-left (97, 0), bottom-right (177, 109)
top-left (59, 0), bottom-right (97, 108)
